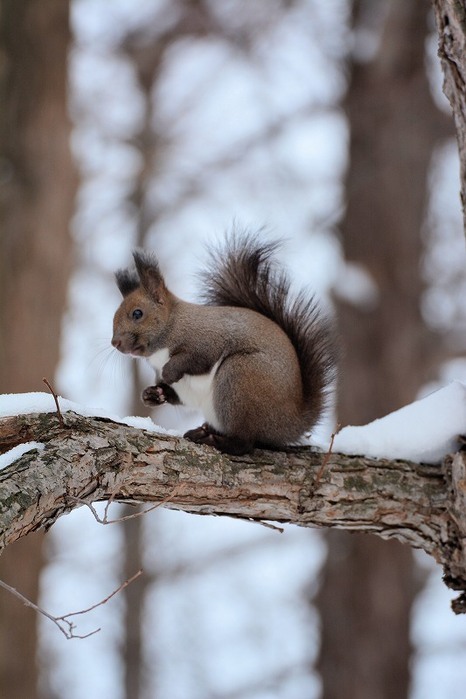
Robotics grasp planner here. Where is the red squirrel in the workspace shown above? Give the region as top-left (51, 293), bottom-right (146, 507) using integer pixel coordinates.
top-left (112, 232), bottom-right (337, 455)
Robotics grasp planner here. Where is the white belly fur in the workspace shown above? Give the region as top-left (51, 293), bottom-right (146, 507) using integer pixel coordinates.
top-left (147, 348), bottom-right (220, 429)
top-left (147, 347), bottom-right (170, 382)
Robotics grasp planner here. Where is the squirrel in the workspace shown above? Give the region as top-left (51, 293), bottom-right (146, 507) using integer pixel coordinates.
top-left (111, 231), bottom-right (337, 455)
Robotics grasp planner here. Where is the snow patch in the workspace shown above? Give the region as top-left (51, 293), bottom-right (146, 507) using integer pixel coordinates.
top-left (0, 442), bottom-right (45, 471)
top-left (2, 383), bottom-right (465, 466)
top-left (0, 392), bottom-right (181, 438)
top-left (332, 381), bottom-right (466, 464)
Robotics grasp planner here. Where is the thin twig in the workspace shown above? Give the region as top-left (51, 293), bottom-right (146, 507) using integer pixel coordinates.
top-left (42, 377), bottom-right (65, 427)
top-left (0, 570), bottom-right (142, 640)
top-left (55, 569), bottom-right (143, 620)
top-left (83, 499), bottom-right (164, 525)
top-left (248, 518), bottom-right (284, 533)
top-left (69, 486), bottom-right (182, 525)
top-left (311, 424), bottom-right (341, 493)
top-left (223, 513), bottom-right (284, 534)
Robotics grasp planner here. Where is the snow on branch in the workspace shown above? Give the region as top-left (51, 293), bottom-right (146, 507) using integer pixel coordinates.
top-left (1, 396), bottom-right (466, 612)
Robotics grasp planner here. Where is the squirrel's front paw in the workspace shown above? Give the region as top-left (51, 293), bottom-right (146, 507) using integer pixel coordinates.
top-left (142, 385), bottom-right (166, 406)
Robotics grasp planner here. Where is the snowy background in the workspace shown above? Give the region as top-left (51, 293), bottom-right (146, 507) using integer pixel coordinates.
top-left (4, 0), bottom-right (463, 697)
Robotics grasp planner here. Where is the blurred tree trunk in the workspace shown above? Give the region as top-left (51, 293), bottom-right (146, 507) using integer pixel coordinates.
top-left (119, 6), bottom-right (221, 691)
top-left (0, 1), bottom-right (76, 697)
top-left (120, 30), bottom-right (164, 699)
top-left (122, 507), bottom-right (149, 699)
top-left (316, 1), bottom-right (452, 698)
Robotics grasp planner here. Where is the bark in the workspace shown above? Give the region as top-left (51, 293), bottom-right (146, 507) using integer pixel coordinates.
top-left (1, 410), bottom-right (466, 612)
top-left (432, 0), bottom-right (466, 229)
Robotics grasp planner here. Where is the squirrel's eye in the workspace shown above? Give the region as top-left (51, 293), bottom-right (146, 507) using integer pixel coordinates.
top-left (132, 309), bottom-right (143, 320)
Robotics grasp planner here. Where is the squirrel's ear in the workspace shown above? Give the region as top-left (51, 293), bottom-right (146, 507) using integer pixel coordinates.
top-left (133, 250), bottom-right (166, 301)
top-left (115, 268), bottom-right (139, 297)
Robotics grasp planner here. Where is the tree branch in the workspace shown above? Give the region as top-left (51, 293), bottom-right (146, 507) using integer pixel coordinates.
top-left (0, 410), bottom-right (465, 611)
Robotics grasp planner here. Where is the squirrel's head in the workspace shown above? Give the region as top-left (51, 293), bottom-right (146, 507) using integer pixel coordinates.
top-left (111, 250), bottom-right (173, 357)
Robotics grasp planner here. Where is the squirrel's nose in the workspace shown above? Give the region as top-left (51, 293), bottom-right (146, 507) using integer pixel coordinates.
top-left (111, 335), bottom-right (121, 349)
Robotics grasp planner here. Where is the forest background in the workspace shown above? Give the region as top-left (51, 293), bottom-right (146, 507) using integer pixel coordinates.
top-left (1, 1), bottom-right (466, 698)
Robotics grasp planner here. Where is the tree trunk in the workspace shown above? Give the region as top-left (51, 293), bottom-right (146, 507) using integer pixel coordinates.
top-left (317, 2), bottom-right (453, 698)
top-left (0, 1), bottom-right (76, 697)
top-left (432, 0), bottom-right (466, 231)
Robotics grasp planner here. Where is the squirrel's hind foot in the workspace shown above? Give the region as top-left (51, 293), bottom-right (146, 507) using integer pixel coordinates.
top-left (184, 424), bottom-right (253, 455)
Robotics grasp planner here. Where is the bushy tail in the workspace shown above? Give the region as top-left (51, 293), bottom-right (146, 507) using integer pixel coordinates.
top-left (200, 230), bottom-right (338, 429)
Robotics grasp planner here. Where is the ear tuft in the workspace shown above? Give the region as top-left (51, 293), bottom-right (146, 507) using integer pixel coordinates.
top-left (115, 268), bottom-right (139, 297)
top-left (132, 249), bottom-right (166, 300)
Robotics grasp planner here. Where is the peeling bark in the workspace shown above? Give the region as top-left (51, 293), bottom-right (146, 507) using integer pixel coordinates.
top-left (432, 0), bottom-right (466, 227)
top-left (0, 410), bottom-right (465, 611)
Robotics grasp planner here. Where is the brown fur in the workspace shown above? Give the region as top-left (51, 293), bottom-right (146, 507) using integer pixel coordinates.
top-left (112, 234), bottom-right (337, 455)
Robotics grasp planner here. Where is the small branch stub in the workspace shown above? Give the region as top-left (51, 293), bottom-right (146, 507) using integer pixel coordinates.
top-left (42, 377), bottom-right (65, 427)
